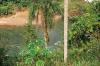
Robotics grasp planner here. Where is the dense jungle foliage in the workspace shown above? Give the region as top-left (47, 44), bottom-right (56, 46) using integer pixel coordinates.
top-left (0, 0), bottom-right (100, 66)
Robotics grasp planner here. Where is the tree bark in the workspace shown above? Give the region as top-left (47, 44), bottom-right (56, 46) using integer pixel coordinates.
top-left (64, 0), bottom-right (68, 63)
top-left (40, 10), bottom-right (49, 48)
top-left (43, 21), bottom-right (49, 48)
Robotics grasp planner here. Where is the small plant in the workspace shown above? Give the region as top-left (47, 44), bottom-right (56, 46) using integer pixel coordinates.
top-left (36, 60), bottom-right (45, 66)
top-left (19, 38), bottom-right (52, 65)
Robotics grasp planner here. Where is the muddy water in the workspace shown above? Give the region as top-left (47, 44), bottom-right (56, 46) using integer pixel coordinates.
top-left (37, 21), bottom-right (64, 46)
top-left (0, 10), bottom-right (63, 46)
top-left (0, 22), bottom-right (63, 47)
top-left (0, 11), bottom-right (63, 56)
top-left (0, 22), bottom-right (63, 56)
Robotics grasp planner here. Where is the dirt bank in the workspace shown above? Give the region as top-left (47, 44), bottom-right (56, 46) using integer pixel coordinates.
top-left (0, 11), bottom-right (28, 27)
top-left (0, 10), bottom-right (61, 27)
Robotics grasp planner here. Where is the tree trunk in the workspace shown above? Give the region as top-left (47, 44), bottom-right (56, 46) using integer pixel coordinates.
top-left (64, 0), bottom-right (68, 63)
top-left (43, 21), bottom-right (49, 48)
top-left (39, 9), bottom-right (49, 48)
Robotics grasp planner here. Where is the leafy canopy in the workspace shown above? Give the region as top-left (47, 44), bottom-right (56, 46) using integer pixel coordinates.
top-left (28, 0), bottom-right (63, 27)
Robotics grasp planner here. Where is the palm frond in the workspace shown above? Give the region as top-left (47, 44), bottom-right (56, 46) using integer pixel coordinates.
top-left (28, 3), bottom-right (38, 26)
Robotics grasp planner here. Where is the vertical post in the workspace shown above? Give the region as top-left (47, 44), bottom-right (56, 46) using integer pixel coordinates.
top-left (64, 0), bottom-right (68, 63)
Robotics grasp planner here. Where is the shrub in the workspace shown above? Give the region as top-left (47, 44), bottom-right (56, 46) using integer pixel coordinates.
top-left (0, 4), bottom-right (13, 16)
top-left (68, 3), bottom-right (98, 47)
top-left (15, 0), bottom-right (32, 10)
top-left (18, 39), bottom-right (64, 66)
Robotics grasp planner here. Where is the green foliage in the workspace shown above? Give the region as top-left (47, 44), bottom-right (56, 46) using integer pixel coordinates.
top-left (28, 0), bottom-right (63, 28)
top-left (0, 4), bottom-right (13, 16)
top-left (68, 2), bottom-right (99, 47)
top-left (24, 25), bottom-right (37, 43)
top-left (0, 0), bottom-right (15, 16)
top-left (19, 39), bottom-right (48, 65)
top-left (93, 1), bottom-right (100, 22)
top-left (19, 40), bottom-right (64, 66)
top-left (36, 60), bottom-right (45, 66)
top-left (0, 0), bottom-right (32, 16)
top-left (0, 1), bottom-right (99, 66)
top-left (16, 0), bottom-right (32, 9)
top-left (68, 39), bottom-right (100, 66)
top-left (68, 1), bottom-right (100, 65)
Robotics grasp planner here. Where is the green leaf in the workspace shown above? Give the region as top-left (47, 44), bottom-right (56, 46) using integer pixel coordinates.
top-left (36, 60), bottom-right (45, 66)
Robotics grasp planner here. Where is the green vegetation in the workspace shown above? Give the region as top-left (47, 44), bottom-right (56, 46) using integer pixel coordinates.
top-left (0, 0), bottom-right (32, 16)
top-left (0, 0), bottom-right (100, 66)
top-left (0, 6), bottom-right (12, 16)
top-left (67, 1), bottom-right (100, 66)
top-left (28, 0), bottom-right (63, 48)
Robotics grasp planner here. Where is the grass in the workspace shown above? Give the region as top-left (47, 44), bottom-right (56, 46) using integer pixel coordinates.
top-left (67, 39), bottom-right (100, 66)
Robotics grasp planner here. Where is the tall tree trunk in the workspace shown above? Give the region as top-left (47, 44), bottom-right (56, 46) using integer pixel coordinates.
top-left (43, 21), bottom-right (49, 48)
top-left (38, 9), bottom-right (49, 48)
top-left (39, 9), bottom-right (49, 48)
top-left (64, 0), bottom-right (68, 63)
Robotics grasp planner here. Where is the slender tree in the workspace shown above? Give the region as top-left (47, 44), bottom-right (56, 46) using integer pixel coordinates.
top-left (28, 0), bottom-right (63, 48)
top-left (64, 0), bottom-right (68, 63)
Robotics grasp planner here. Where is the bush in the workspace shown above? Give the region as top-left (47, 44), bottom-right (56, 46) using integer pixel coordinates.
top-left (68, 39), bottom-right (100, 66)
top-left (18, 39), bottom-right (64, 66)
top-left (68, 3), bottom-right (98, 47)
top-left (15, 0), bottom-right (32, 10)
top-left (0, 4), bottom-right (13, 16)
top-left (0, 0), bottom-right (32, 16)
